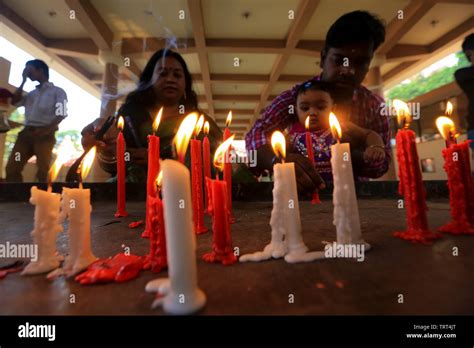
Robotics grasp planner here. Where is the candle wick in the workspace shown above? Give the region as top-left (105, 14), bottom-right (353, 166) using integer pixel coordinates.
top-left (47, 185), bottom-right (52, 193)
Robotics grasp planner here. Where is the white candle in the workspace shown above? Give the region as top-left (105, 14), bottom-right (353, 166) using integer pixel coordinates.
top-left (329, 113), bottom-right (368, 248)
top-left (240, 131), bottom-right (324, 263)
top-left (145, 113), bottom-right (206, 315)
top-left (330, 142), bottom-right (362, 243)
top-left (58, 187), bottom-right (97, 277)
top-left (22, 186), bottom-right (63, 275)
top-left (47, 146), bottom-right (98, 279)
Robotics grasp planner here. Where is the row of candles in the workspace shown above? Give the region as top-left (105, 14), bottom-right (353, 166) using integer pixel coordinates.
top-left (21, 99), bottom-right (473, 315)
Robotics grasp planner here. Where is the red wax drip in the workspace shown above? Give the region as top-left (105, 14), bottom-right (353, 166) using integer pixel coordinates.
top-left (115, 131), bottom-right (128, 217)
top-left (75, 253), bottom-right (143, 284)
top-left (128, 220), bottom-right (144, 229)
top-left (191, 139), bottom-right (208, 234)
top-left (393, 129), bottom-right (441, 243)
top-left (203, 136), bottom-right (212, 215)
top-left (0, 266), bottom-right (23, 280)
top-left (142, 135), bottom-right (160, 238)
top-left (142, 194), bottom-right (167, 272)
top-left (223, 128), bottom-right (235, 223)
top-left (438, 140), bottom-right (474, 234)
top-left (203, 177), bottom-right (237, 265)
top-left (311, 191), bottom-right (321, 204)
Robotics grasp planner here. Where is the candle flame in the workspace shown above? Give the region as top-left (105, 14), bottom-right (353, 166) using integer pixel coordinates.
top-left (329, 112), bottom-right (342, 141)
top-left (174, 112), bottom-right (198, 161)
top-left (204, 121), bottom-right (210, 135)
top-left (80, 146), bottom-right (96, 181)
top-left (305, 115), bottom-right (310, 130)
top-left (445, 101), bottom-right (453, 117)
top-left (153, 107), bottom-right (163, 133)
top-left (117, 116), bottom-right (124, 131)
top-left (48, 145), bottom-right (68, 183)
top-left (393, 99), bottom-right (412, 128)
top-left (436, 116), bottom-right (456, 140)
top-left (156, 170), bottom-right (163, 187)
top-left (226, 111), bottom-right (232, 127)
top-left (271, 131), bottom-right (286, 160)
top-left (195, 114), bottom-right (205, 136)
top-left (213, 135), bottom-right (235, 172)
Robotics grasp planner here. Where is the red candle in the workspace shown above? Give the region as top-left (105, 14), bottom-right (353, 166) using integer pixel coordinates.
top-left (115, 116), bottom-right (128, 217)
top-left (191, 115), bottom-right (208, 234)
top-left (436, 116), bottom-right (474, 234)
top-left (143, 108), bottom-right (162, 238)
top-left (203, 136), bottom-right (237, 265)
top-left (203, 121), bottom-right (212, 215)
top-left (143, 176), bottom-right (167, 272)
top-left (223, 111), bottom-right (235, 223)
top-left (392, 100), bottom-right (440, 243)
top-left (305, 116), bottom-right (321, 204)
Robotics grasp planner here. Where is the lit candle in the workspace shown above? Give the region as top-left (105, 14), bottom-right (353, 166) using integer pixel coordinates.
top-left (22, 154), bottom-right (66, 275)
top-left (50, 147), bottom-right (98, 278)
top-left (305, 115), bottom-right (321, 204)
top-left (329, 113), bottom-right (369, 248)
top-left (240, 131), bottom-right (324, 263)
top-left (143, 108), bottom-right (162, 238)
top-left (115, 116), bottom-right (128, 217)
top-left (203, 135), bottom-right (237, 265)
top-left (143, 171), bottom-right (167, 272)
top-left (203, 121), bottom-right (212, 215)
top-left (145, 113), bottom-right (206, 315)
top-left (190, 115), bottom-right (208, 234)
top-left (436, 108), bottom-right (474, 234)
top-left (223, 111), bottom-right (235, 223)
top-left (393, 100), bottom-right (440, 243)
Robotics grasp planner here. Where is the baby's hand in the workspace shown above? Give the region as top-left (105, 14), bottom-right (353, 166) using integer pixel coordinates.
top-left (364, 145), bottom-right (385, 164)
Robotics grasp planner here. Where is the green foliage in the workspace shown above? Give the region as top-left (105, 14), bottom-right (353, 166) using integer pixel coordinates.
top-left (3, 109), bottom-right (24, 166)
top-left (386, 52), bottom-right (470, 102)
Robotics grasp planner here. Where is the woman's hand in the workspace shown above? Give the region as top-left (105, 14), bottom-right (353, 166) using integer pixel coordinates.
top-left (81, 118), bottom-right (114, 152)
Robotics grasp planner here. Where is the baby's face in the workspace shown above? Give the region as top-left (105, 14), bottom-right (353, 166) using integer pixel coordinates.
top-left (296, 90), bottom-right (333, 131)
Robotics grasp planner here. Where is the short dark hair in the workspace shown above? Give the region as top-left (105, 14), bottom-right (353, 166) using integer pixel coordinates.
top-left (462, 33), bottom-right (474, 52)
top-left (296, 80), bottom-right (333, 99)
top-left (26, 59), bottom-right (49, 79)
top-left (325, 11), bottom-right (386, 52)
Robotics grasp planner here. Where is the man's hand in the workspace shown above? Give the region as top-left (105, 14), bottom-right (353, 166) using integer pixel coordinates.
top-left (22, 67), bottom-right (30, 82)
top-left (285, 153), bottom-right (325, 195)
top-left (363, 145), bottom-right (385, 164)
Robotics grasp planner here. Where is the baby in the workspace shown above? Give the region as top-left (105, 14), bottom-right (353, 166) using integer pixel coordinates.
top-left (288, 80), bottom-right (386, 182)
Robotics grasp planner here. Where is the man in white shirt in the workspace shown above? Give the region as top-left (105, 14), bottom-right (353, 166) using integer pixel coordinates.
top-left (6, 59), bottom-right (67, 182)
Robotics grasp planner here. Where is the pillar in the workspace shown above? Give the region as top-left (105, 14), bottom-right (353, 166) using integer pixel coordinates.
top-left (366, 66), bottom-right (383, 97)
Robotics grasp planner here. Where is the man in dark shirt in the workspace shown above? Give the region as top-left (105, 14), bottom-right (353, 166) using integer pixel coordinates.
top-left (454, 33), bottom-right (474, 174)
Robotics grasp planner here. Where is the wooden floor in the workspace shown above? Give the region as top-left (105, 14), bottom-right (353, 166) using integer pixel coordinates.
top-left (0, 199), bottom-right (473, 315)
